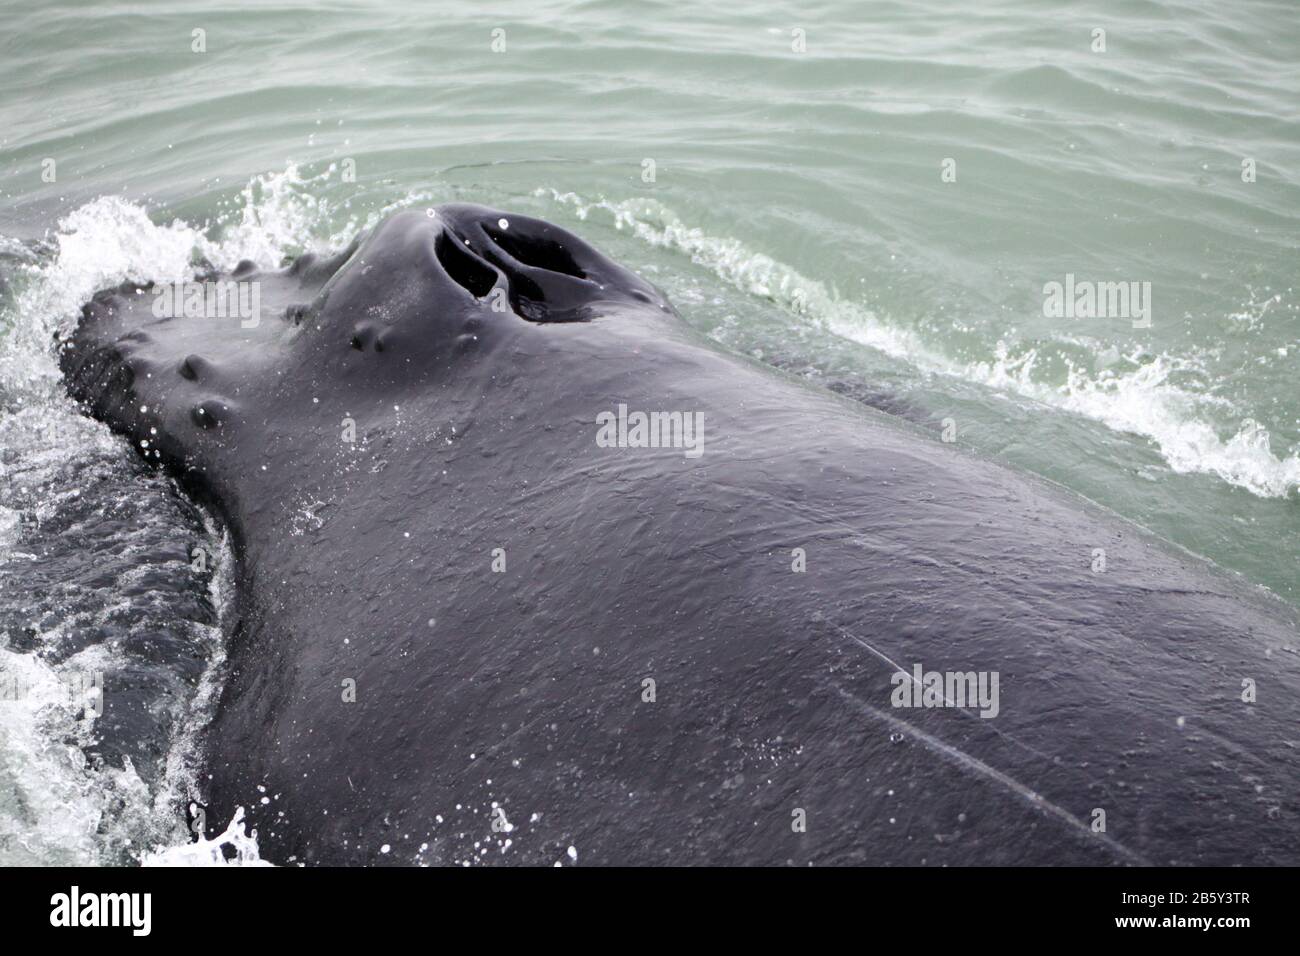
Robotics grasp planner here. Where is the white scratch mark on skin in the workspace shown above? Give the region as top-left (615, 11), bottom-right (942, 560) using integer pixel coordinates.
top-left (832, 623), bottom-right (1054, 762)
top-left (833, 686), bottom-right (1147, 865)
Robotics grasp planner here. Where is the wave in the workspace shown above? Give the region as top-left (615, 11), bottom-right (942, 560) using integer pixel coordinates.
top-left (537, 188), bottom-right (1300, 499)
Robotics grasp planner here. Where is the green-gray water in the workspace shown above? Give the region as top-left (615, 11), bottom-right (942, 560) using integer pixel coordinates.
top-left (0, 0), bottom-right (1297, 863)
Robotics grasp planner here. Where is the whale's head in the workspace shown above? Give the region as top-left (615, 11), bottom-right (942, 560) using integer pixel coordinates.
top-left (59, 203), bottom-right (675, 494)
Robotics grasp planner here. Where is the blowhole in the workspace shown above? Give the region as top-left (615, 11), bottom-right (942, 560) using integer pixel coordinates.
top-left (484, 224), bottom-right (586, 280)
top-left (435, 230), bottom-right (498, 298)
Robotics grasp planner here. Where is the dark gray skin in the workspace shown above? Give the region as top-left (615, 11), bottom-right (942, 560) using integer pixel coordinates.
top-left (61, 205), bottom-right (1300, 866)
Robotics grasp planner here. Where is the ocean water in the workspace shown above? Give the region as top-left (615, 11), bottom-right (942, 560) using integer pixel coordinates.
top-left (0, 0), bottom-right (1297, 864)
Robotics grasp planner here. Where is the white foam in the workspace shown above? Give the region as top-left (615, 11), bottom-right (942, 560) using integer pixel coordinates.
top-left (0, 648), bottom-right (101, 865)
top-left (0, 506), bottom-right (20, 558)
top-left (3, 197), bottom-right (199, 401)
top-left (966, 345), bottom-right (1300, 498)
top-left (140, 807), bottom-right (271, 867)
top-left (6, 163), bottom-right (367, 397)
top-left (0, 644), bottom-right (160, 865)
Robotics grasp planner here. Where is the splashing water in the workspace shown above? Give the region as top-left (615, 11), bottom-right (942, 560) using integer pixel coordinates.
top-left (141, 807), bottom-right (272, 867)
top-left (0, 164), bottom-right (362, 866)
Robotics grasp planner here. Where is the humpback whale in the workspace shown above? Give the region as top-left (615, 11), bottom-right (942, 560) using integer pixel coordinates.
top-left (60, 204), bottom-right (1300, 866)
